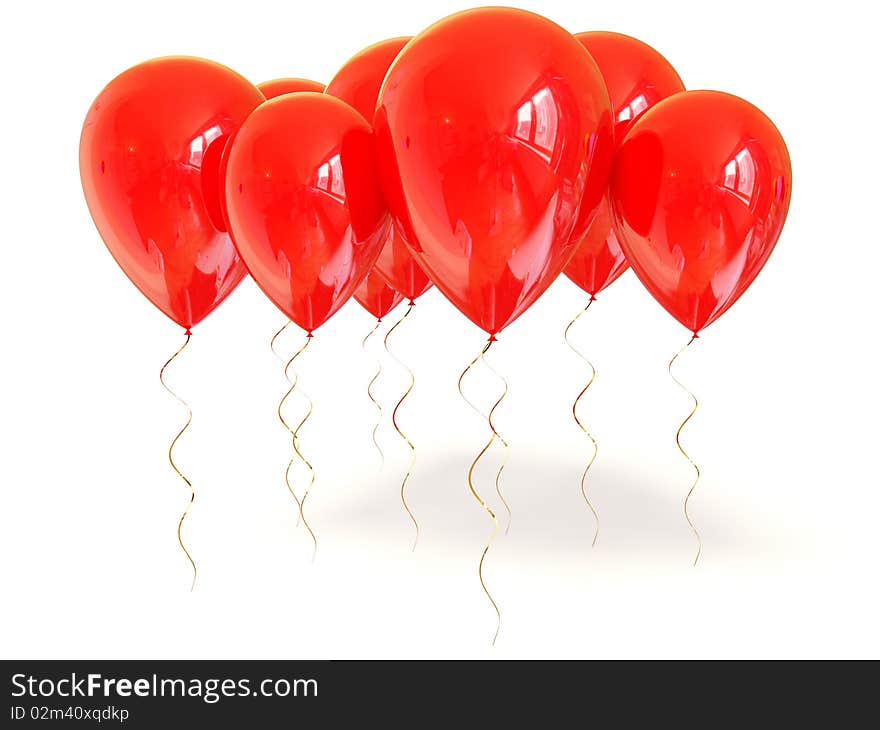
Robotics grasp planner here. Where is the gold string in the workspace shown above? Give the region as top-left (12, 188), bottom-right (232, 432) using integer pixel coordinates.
top-left (278, 337), bottom-right (308, 521)
top-left (279, 336), bottom-right (317, 560)
top-left (159, 331), bottom-right (197, 591)
top-left (292, 378), bottom-right (316, 559)
top-left (384, 302), bottom-right (419, 551)
top-left (481, 348), bottom-right (511, 535)
top-left (458, 344), bottom-right (511, 535)
top-left (458, 340), bottom-right (502, 645)
top-left (270, 320), bottom-right (292, 364)
top-left (668, 335), bottom-right (701, 566)
top-left (563, 299), bottom-right (600, 546)
top-left (362, 319), bottom-right (384, 469)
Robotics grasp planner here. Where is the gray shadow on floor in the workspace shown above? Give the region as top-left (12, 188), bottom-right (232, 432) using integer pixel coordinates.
top-left (319, 447), bottom-right (783, 568)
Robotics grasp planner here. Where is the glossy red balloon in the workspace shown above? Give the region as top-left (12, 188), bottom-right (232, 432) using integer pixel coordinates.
top-left (375, 8), bottom-right (613, 335)
top-left (80, 56), bottom-right (264, 330)
top-left (611, 91), bottom-right (792, 333)
top-left (224, 93), bottom-right (389, 333)
top-left (258, 77), bottom-right (325, 98)
top-left (354, 269), bottom-right (404, 320)
top-left (565, 32), bottom-right (684, 297)
top-left (374, 223), bottom-right (433, 301)
top-left (217, 78), bottom-right (327, 231)
top-left (325, 38), bottom-right (409, 122)
top-left (326, 38), bottom-right (433, 302)
top-left (580, 31), bottom-right (685, 144)
top-left (563, 197), bottom-right (627, 298)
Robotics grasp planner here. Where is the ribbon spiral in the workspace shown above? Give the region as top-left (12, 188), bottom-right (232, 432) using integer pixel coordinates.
top-left (458, 340), bottom-right (509, 644)
top-left (563, 299), bottom-right (600, 546)
top-left (159, 331), bottom-right (197, 591)
top-left (384, 303), bottom-right (419, 551)
top-left (362, 319), bottom-right (385, 469)
top-left (278, 335), bottom-right (318, 560)
top-left (668, 335), bottom-right (702, 566)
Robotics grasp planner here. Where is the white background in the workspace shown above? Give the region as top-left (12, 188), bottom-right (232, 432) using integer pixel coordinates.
top-left (1, 0), bottom-right (876, 659)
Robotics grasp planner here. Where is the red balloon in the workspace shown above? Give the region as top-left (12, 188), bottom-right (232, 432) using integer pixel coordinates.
top-left (375, 8), bottom-right (613, 335)
top-left (327, 38), bottom-right (433, 302)
top-left (325, 38), bottom-right (409, 122)
top-left (579, 32), bottom-right (685, 144)
top-left (565, 32), bottom-right (684, 297)
top-left (80, 56), bottom-right (264, 330)
top-left (258, 77), bottom-right (325, 98)
top-left (611, 90), bottom-right (792, 333)
top-left (224, 93), bottom-right (389, 334)
top-left (354, 269), bottom-right (404, 320)
top-left (217, 78), bottom-right (327, 232)
top-left (374, 224), bottom-right (433, 301)
top-left (563, 197), bottom-right (627, 298)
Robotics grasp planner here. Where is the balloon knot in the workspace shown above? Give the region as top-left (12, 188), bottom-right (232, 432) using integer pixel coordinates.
top-left (408, 298), bottom-right (416, 307)
top-left (589, 294), bottom-right (597, 302)
top-left (692, 331), bottom-right (700, 340)
top-left (488, 334), bottom-right (497, 342)
top-left (307, 331), bottom-right (314, 338)
top-left (184, 328), bottom-right (192, 336)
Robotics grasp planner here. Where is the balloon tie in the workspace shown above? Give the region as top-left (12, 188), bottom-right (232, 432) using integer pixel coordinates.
top-left (279, 335), bottom-right (317, 561)
top-left (563, 299), bottom-right (600, 547)
top-left (384, 302), bottom-right (419, 551)
top-left (458, 340), bottom-right (506, 645)
top-left (362, 318), bottom-right (385, 470)
top-left (668, 334), bottom-right (702, 566)
top-left (159, 331), bottom-right (197, 591)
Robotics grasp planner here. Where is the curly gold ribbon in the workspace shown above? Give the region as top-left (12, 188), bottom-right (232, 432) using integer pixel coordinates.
top-left (292, 378), bottom-right (316, 558)
top-left (384, 302), bottom-right (419, 551)
top-left (458, 340), bottom-right (505, 645)
top-left (458, 344), bottom-right (511, 535)
top-left (669, 335), bottom-right (701, 566)
top-left (278, 337), bottom-right (307, 514)
top-left (362, 319), bottom-right (384, 469)
top-left (159, 330), bottom-right (197, 591)
top-left (563, 299), bottom-right (600, 547)
top-left (481, 349), bottom-right (511, 535)
top-left (279, 335), bottom-right (317, 560)
top-left (270, 320), bottom-right (292, 364)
